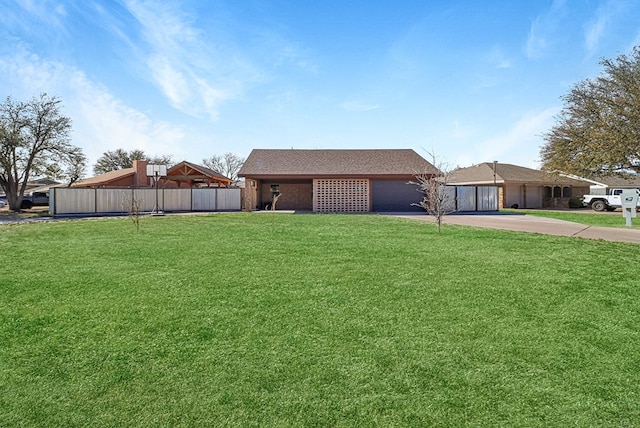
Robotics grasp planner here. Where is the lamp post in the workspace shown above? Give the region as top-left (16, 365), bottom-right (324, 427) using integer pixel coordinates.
top-left (493, 160), bottom-right (497, 185)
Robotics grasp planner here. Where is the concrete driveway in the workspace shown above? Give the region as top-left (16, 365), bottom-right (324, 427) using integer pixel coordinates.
top-left (392, 212), bottom-right (640, 244)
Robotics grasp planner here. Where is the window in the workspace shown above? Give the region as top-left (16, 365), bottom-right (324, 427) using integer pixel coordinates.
top-left (562, 187), bottom-right (571, 197)
top-left (553, 186), bottom-right (562, 197)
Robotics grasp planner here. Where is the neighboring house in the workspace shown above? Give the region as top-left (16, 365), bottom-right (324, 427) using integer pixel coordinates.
top-left (0, 179), bottom-right (60, 198)
top-left (25, 178), bottom-right (60, 192)
top-left (72, 160), bottom-right (150, 188)
top-left (238, 149), bottom-right (437, 212)
top-left (448, 162), bottom-right (592, 209)
top-left (73, 160), bottom-right (232, 188)
top-left (564, 174), bottom-right (640, 195)
top-left (164, 161), bottom-right (233, 188)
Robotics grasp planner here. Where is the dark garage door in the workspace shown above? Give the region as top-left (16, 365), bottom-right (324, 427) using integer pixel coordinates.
top-left (371, 180), bottom-right (423, 212)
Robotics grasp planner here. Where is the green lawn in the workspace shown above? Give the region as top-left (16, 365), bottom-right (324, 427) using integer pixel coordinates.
top-left (1, 214), bottom-right (639, 427)
top-left (502, 208), bottom-right (640, 228)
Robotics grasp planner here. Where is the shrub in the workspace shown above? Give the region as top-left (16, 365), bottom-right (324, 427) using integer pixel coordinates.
top-left (569, 197), bottom-right (584, 209)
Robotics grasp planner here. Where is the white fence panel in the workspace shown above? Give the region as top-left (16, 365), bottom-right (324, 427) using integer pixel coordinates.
top-left (192, 188), bottom-right (217, 211)
top-left (96, 189), bottom-right (129, 213)
top-left (52, 187), bottom-right (240, 215)
top-left (443, 186), bottom-right (457, 213)
top-left (217, 188), bottom-right (241, 211)
top-left (456, 187), bottom-right (476, 212)
top-left (477, 186), bottom-right (498, 211)
top-left (52, 188), bottom-right (96, 214)
top-left (133, 189), bottom-right (162, 212)
top-left (164, 189), bottom-right (192, 211)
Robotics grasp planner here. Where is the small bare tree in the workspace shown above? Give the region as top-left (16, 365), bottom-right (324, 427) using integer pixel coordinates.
top-left (122, 192), bottom-right (142, 232)
top-left (411, 152), bottom-right (456, 233)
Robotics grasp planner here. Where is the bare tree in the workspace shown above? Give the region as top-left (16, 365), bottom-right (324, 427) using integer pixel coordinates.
top-left (202, 152), bottom-right (245, 180)
top-left (121, 192), bottom-right (142, 232)
top-left (410, 152), bottom-right (455, 233)
top-left (0, 94), bottom-right (84, 211)
top-left (42, 152), bottom-right (88, 186)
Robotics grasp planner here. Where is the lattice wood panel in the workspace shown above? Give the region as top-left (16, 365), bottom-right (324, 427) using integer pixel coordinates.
top-left (313, 179), bottom-right (370, 212)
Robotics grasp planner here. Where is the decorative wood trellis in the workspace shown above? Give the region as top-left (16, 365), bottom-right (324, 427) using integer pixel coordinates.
top-left (313, 179), bottom-right (370, 212)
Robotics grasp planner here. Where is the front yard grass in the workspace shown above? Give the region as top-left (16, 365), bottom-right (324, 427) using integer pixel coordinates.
top-left (1, 213), bottom-right (639, 426)
top-left (502, 208), bottom-right (640, 228)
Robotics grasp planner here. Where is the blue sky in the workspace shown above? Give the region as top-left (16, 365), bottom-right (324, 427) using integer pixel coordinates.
top-left (2, 0), bottom-right (640, 174)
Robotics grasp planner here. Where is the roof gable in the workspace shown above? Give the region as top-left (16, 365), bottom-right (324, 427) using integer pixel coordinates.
top-left (166, 161), bottom-right (232, 184)
top-left (449, 162), bottom-right (592, 186)
top-left (238, 149), bottom-right (438, 177)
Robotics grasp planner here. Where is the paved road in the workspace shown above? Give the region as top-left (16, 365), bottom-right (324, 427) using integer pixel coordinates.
top-left (393, 212), bottom-right (640, 244)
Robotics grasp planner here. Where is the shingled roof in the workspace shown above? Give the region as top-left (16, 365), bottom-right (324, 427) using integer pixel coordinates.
top-left (238, 149), bottom-right (438, 178)
top-left (582, 174), bottom-right (640, 187)
top-left (449, 162), bottom-right (592, 186)
top-left (72, 167), bottom-right (135, 187)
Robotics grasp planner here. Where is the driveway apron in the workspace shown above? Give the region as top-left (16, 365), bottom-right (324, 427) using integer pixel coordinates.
top-left (392, 213), bottom-right (640, 244)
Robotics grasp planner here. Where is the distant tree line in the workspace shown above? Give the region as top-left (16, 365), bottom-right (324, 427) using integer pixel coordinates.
top-left (93, 149), bottom-right (173, 175)
top-left (94, 150), bottom-right (245, 181)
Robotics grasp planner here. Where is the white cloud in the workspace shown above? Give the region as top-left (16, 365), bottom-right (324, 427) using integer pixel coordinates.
top-left (585, 17), bottom-right (606, 54)
top-left (12, 0), bottom-right (68, 32)
top-left (341, 101), bottom-right (381, 112)
top-left (469, 108), bottom-right (559, 168)
top-left (0, 44), bottom-right (187, 168)
top-left (583, 0), bottom-right (627, 56)
top-left (147, 54), bottom-right (192, 108)
top-left (122, 0), bottom-right (250, 120)
top-left (525, 0), bottom-right (567, 59)
top-left (525, 21), bottom-right (544, 59)
top-left (450, 119), bottom-right (472, 139)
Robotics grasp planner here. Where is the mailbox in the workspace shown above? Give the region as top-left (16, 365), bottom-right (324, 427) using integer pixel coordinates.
top-left (621, 189), bottom-right (639, 226)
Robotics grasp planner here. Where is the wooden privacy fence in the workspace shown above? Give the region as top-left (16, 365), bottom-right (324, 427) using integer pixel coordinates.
top-left (50, 187), bottom-right (241, 216)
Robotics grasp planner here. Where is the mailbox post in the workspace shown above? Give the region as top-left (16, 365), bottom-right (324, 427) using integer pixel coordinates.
top-left (620, 189), bottom-right (639, 227)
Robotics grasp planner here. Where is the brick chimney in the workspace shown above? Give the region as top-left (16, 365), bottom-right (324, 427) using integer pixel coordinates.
top-left (132, 159), bottom-right (149, 187)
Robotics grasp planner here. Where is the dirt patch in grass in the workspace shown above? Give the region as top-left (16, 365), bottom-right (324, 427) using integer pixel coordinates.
top-left (0, 206), bottom-right (50, 220)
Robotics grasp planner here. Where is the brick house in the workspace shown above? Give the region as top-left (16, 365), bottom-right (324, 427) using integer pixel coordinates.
top-left (448, 162), bottom-right (592, 209)
top-left (238, 149), bottom-right (437, 212)
top-left (73, 160), bottom-right (232, 188)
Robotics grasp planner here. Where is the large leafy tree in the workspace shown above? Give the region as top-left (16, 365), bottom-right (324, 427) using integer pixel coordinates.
top-left (202, 152), bottom-right (245, 180)
top-left (540, 47), bottom-right (640, 177)
top-left (0, 94), bottom-right (85, 211)
top-left (93, 149), bottom-right (173, 175)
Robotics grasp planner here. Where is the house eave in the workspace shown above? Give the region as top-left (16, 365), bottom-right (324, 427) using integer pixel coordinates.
top-left (239, 173), bottom-right (424, 180)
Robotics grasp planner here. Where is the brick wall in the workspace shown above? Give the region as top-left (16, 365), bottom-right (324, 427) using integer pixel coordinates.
top-left (133, 160), bottom-right (149, 187)
top-left (259, 180), bottom-right (313, 210)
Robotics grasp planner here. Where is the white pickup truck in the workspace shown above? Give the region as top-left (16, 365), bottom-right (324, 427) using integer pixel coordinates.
top-left (583, 189), bottom-right (640, 211)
